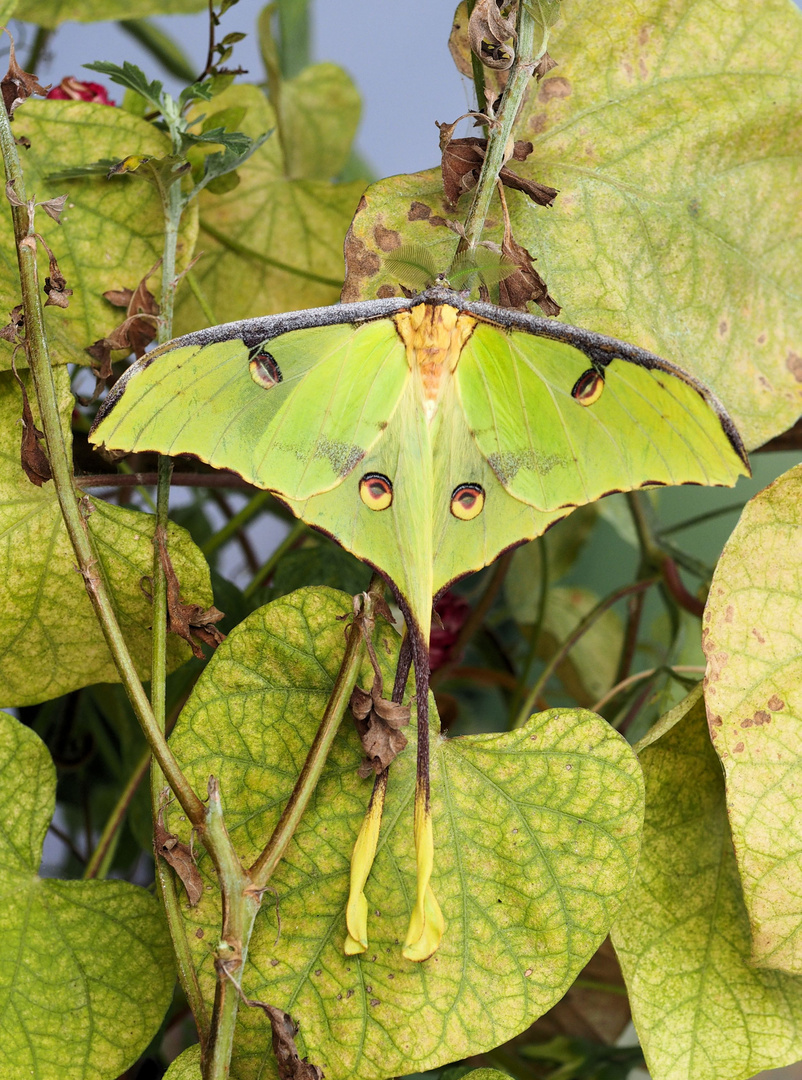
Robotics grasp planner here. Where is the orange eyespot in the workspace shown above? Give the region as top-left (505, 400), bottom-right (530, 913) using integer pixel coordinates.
top-left (450, 483), bottom-right (485, 520)
top-left (360, 473), bottom-right (393, 511)
top-left (249, 348), bottom-right (282, 388)
top-left (571, 368), bottom-right (604, 406)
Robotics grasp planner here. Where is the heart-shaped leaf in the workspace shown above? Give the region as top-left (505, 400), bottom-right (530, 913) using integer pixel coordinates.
top-left (612, 687), bottom-right (802, 1080)
top-left (0, 711), bottom-right (175, 1077)
top-left (0, 100), bottom-right (198, 371)
top-left (0, 369), bottom-right (213, 706)
top-left (166, 587), bottom-right (644, 1079)
top-left (703, 463), bottom-right (802, 973)
top-left (174, 84), bottom-right (364, 334)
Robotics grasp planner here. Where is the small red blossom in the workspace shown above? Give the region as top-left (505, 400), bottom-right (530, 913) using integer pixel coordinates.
top-left (430, 591), bottom-right (471, 671)
top-left (47, 77), bottom-right (115, 106)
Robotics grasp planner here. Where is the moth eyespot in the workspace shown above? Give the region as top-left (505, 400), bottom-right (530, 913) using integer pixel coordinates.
top-left (360, 473), bottom-right (393, 511)
top-left (571, 369), bottom-right (604, 406)
top-left (249, 347), bottom-right (282, 388)
top-left (450, 483), bottom-right (485, 520)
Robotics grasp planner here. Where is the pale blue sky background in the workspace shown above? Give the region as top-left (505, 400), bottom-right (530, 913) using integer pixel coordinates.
top-left (14, 1), bottom-right (474, 179)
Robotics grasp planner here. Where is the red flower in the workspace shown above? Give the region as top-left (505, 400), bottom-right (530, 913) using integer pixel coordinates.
top-left (47, 78), bottom-right (115, 105)
top-left (430, 591), bottom-right (471, 671)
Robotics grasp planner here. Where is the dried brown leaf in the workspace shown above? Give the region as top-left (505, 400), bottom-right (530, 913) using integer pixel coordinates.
top-left (40, 193), bottom-right (69, 223)
top-left (263, 1006), bottom-right (325, 1080)
top-left (154, 811), bottom-right (203, 905)
top-left (441, 136), bottom-right (487, 206)
top-left (351, 668), bottom-right (410, 778)
top-left (11, 362), bottom-right (51, 486)
top-left (498, 231), bottom-right (561, 315)
top-left (85, 260), bottom-right (161, 396)
top-left (0, 304), bottom-right (24, 343)
top-left (534, 51), bottom-right (558, 80)
top-left (498, 166), bottom-right (558, 206)
top-left (156, 527), bottom-right (225, 659)
top-left (1, 32), bottom-right (50, 119)
top-left (469, 0), bottom-right (517, 70)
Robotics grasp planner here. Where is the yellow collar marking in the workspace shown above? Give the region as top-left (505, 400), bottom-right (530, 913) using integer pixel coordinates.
top-left (394, 304), bottom-right (477, 422)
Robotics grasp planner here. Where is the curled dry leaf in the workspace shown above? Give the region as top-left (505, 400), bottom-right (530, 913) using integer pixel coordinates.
top-left (11, 361), bottom-right (51, 486)
top-left (1, 31), bottom-right (50, 119)
top-left (154, 527), bottom-right (225, 659)
top-left (154, 809), bottom-right (203, 905)
top-left (38, 235), bottom-right (73, 310)
top-left (86, 260), bottom-right (161, 393)
top-left (350, 675), bottom-right (410, 777)
top-left (40, 193), bottom-right (68, 224)
top-left (534, 51), bottom-right (558, 79)
top-left (438, 127), bottom-right (557, 209)
top-left (0, 305), bottom-right (24, 343)
top-left (469, 0), bottom-right (518, 70)
top-left (261, 1005), bottom-right (325, 1080)
top-left (499, 230), bottom-right (561, 315)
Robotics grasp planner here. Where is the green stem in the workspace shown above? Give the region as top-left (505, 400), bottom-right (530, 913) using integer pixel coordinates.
top-left (457, 2), bottom-right (541, 256)
top-left (243, 518), bottom-right (306, 599)
top-left (84, 746), bottom-right (151, 880)
top-left (513, 577), bottom-right (658, 728)
top-left (0, 102), bottom-right (205, 826)
top-left (249, 574), bottom-right (384, 888)
top-left (202, 488), bottom-right (273, 558)
top-left (658, 500), bottom-right (745, 537)
top-left (25, 26), bottom-right (52, 72)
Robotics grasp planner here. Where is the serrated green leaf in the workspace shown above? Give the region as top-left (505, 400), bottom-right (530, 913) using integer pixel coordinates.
top-left (1, 100), bottom-right (198, 371)
top-left (348, 0), bottom-right (802, 450)
top-left (612, 687), bottom-right (802, 1080)
top-left (166, 587), bottom-right (643, 1080)
top-left (84, 60), bottom-right (165, 113)
top-left (15, 0), bottom-right (205, 27)
top-left (0, 712), bottom-right (174, 1078)
top-left (702, 463), bottom-right (802, 973)
top-left (0, 369), bottom-right (213, 706)
top-left (174, 84), bottom-right (363, 330)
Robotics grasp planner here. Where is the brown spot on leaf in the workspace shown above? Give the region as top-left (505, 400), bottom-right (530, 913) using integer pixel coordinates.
top-left (539, 76), bottom-right (571, 100)
top-left (752, 628), bottom-right (766, 644)
top-left (195, 928), bottom-right (204, 938)
top-left (740, 718), bottom-right (753, 728)
top-left (753, 710), bottom-right (771, 725)
top-left (377, 284), bottom-right (396, 299)
top-left (530, 113), bottom-right (547, 134)
top-left (733, 741), bottom-right (745, 753)
top-left (638, 25), bottom-right (652, 44)
top-left (711, 715), bottom-right (723, 727)
top-left (718, 320), bottom-right (728, 337)
top-left (408, 201), bottom-right (432, 221)
top-left (342, 232), bottom-right (380, 301)
top-left (373, 223), bottom-right (400, 252)
top-left (768, 695), bottom-right (785, 711)
top-left (757, 333), bottom-right (767, 344)
top-left (786, 352), bottom-right (802, 382)
top-left (725, 605), bottom-right (734, 622)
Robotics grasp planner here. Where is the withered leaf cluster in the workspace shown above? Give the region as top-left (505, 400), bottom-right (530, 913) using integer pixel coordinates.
top-left (151, 527), bottom-right (226, 659)
top-left (439, 128), bottom-right (558, 210)
top-left (154, 810), bottom-right (203, 905)
top-left (1, 34), bottom-right (50, 119)
top-left (12, 364), bottom-right (51, 486)
top-left (469, 0), bottom-right (518, 70)
top-left (351, 671), bottom-right (411, 778)
top-left (86, 260), bottom-right (161, 393)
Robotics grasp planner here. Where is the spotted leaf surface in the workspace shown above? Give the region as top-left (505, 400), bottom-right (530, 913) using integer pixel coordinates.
top-left (612, 688), bottom-right (802, 1080)
top-left (703, 463), bottom-right (802, 973)
top-left (167, 587), bottom-right (644, 1080)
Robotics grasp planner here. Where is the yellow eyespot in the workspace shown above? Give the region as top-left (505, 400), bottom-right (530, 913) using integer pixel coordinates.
top-left (450, 483), bottom-right (485, 520)
top-left (249, 348), bottom-right (282, 388)
top-left (571, 368), bottom-right (604, 406)
top-left (360, 473), bottom-right (393, 511)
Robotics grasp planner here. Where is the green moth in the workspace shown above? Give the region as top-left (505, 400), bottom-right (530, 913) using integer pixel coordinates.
top-left (90, 286), bottom-right (750, 961)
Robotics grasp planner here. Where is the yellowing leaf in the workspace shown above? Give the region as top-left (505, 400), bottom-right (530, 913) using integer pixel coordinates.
top-left (346, 0), bottom-right (802, 449)
top-left (167, 587), bottom-right (644, 1080)
top-left (0, 100), bottom-right (198, 371)
top-left (174, 84), bottom-right (364, 332)
top-left (612, 688), bottom-right (802, 1080)
top-left (279, 62), bottom-right (361, 181)
top-left (703, 463), bottom-right (802, 973)
top-left (163, 1044), bottom-right (202, 1079)
top-left (0, 369), bottom-right (213, 706)
top-left (0, 712), bottom-right (175, 1076)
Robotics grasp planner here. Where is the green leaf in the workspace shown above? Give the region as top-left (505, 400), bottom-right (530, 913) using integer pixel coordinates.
top-left (167, 587), bottom-right (644, 1079)
top-left (163, 1044), bottom-right (202, 1078)
top-left (268, 541), bottom-right (372, 600)
top-left (1, 100), bottom-right (198, 371)
top-left (279, 62), bottom-right (362, 181)
top-left (536, 587), bottom-right (623, 708)
top-left (0, 369), bottom-right (213, 706)
top-left (702, 462), bottom-right (802, 973)
top-left (174, 84), bottom-right (364, 331)
top-left (611, 687), bottom-right (802, 1080)
top-left (0, 712), bottom-right (175, 1077)
top-left (15, 0), bottom-right (205, 27)
top-left (458, 1072), bottom-right (511, 1080)
top-left (84, 60), bottom-right (166, 114)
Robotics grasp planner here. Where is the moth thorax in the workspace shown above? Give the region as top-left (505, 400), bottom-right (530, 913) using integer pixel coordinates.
top-left (394, 303), bottom-right (477, 422)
